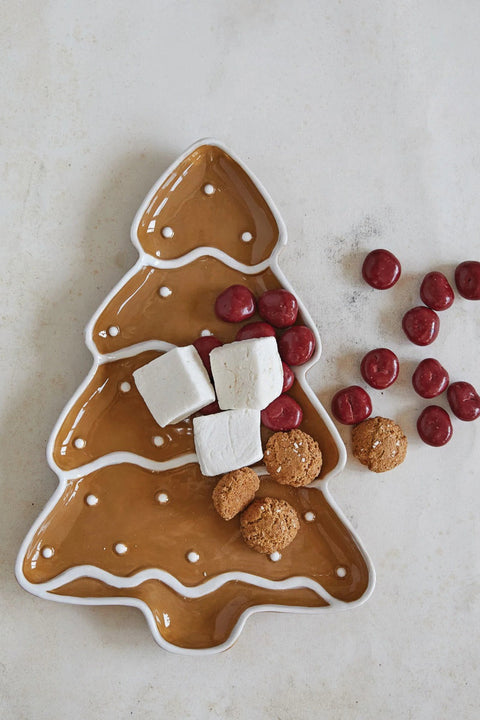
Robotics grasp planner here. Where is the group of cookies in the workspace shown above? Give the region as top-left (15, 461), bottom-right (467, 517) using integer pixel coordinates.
top-left (211, 429), bottom-right (322, 555)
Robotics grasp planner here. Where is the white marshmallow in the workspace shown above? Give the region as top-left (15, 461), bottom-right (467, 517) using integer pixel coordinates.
top-left (133, 346), bottom-right (215, 427)
top-left (210, 337), bottom-right (283, 411)
top-left (193, 409), bottom-right (262, 476)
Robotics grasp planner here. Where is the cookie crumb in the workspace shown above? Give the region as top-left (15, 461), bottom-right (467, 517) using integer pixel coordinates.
top-left (212, 467), bottom-right (260, 520)
top-left (240, 497), bottom-right (299, 553)
top-left (263, 429), bottom-right (323, 486)
top-left (352, 416), bottom-right (407, 472)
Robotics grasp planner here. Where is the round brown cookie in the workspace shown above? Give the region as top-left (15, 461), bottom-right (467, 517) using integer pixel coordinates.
top-left (212, 467), bottom-right (260, 520)
top-left (352, 416), bottom-right (407, 472)
top-left (263, 429), bottom-right (323, 487)
top-left (240, 497), bottom-right (300, 553)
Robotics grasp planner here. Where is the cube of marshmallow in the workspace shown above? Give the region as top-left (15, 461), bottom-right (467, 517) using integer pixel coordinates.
top-left (193, 409), bottom-right (262, 476)
top-left (210, 337), bottom-right (283, 411)
top-left (133, 345), bottom-right (215, 427)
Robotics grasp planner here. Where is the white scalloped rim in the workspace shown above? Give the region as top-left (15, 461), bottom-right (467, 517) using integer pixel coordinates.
top-left (15, 138), bottom-right (375, 655)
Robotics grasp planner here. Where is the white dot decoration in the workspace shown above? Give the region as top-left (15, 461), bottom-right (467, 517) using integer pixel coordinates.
top-left (200, 329), bottom-right (213, 337)
top-left (187, 551), bottom-right (200, 563)
top-left (241, 231), bottom-right (253, 242)
top-left (114, 543), bottom-right (128, 555)
top-left (41, 546), bottom-right (54, 559)
top-left (153, 435), bottom-right (164, 447)
top-left (203, 183), bottom-right (215, 195)
top-left (161, 226), bottom-right (174, 238)
top-left (269, 551), bottom-right (282, 562)
top-left (156, 492), bottom-right (169, 504)
top-left (155, 250), bottom-right (161, 257)
top-left (159, 286), bottom-right (172, 298)
top-left (336, 566), bottom-right (347, 578)
top-left (85, 494), bottom-right (98, 507)
top-left (108, 326), bottom-right (120, 337)
top-left (120, 381), bottom-right (131, 393)
top-left (304, 511), bottom-right (316, 522)
top-left (74, 438), bottom-right (86, 449)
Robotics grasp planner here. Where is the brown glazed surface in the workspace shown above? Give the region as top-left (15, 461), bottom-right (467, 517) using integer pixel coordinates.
top-left (136, 145), bottom-right (278, 265)
top-left (25, 466), bottom-right (368, 649)
top-left (21, 144), bottom-right (370, 650)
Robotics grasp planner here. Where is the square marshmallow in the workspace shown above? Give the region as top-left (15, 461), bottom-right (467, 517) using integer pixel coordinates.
top-left (210, 336), bottom-right (283, 411)
top-left (193, 409), bottom-right (262, 476)
top-left (133, 345), bottom-right (215, 427)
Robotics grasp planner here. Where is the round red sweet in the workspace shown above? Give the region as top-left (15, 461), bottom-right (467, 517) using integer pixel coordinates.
top-left (331, 386), bottom-right (372, 425)
top-left (420, 272), bottom-right (454, 311)
top-left (199, 400), bottom-right (221, 416)
top-left (402, 306), bottom-right (440, 346)
top-left (278, 326), bottom-right (316, 366)
top-left (447, 381), bottom-right (480, 421)
top-left (412, 358), bottom-right (449, 398)
top-left (193, 336), bottom-right (223, 376)
top-left (360, 348), bottom-right (399, 389)
top-left (362, 249), bottom-right (401, 289)
top-left (258, 289), bottom-right (298, 328)
top-left (235, 321), bottom-right (276, 341)
top-left (455, 261), bottom-right (480, 300)
top-left (281, 362), bottom-right (295, 393)
top-left (261, 395), bottom-right (303, 431)
top-left (417, 406), bottom-right (453, 446)
top-left (215, 285), bottom-right (256, 322)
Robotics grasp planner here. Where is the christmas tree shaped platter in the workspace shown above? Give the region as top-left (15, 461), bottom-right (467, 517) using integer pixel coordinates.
top-left (16, 139), bottom-right (375, 654)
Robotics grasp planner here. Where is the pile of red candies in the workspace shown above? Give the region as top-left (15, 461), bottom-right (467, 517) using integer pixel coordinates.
top-left (332, 250), bottom-right (480, 446)
top-left (193, 285), bottom-right (316, 431)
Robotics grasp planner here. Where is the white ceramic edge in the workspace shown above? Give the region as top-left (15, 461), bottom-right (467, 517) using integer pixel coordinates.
top-left (15, 138), bottom-right (375, 656)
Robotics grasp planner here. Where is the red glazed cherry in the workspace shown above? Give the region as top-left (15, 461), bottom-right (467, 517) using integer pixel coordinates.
top-left (362, 249), bottom-right (401, 289)
top-left (331, 386), bottom-right (372, 425)
top-left (455, 261), bottom-right (480, 300)
top-left (215, 285), bottom-right (256, 322)
top-left (402, 306), bottom-right (440, 346)
top-left (360, 348), bottom-right (399, 389)
top-left (281, 362), bottom-right (295, 393)
top-left (420, 272), bottom-right (454, 311)
top-left (278, 326), bottom-right (316, 366)
top-left (261, 395), bottom-right (303, 431)
top-left (235, 321), bottom-right (276, 341)
top-left (417, 406), bottom-right (453, 446)
top-left (412, 358), bottom-right (449, 398)
top-left (200, 400), bottom-right (221, 416)
top-left (447, 381), bottom-right (480, 421)
top-left (193, 336), bottom-right (223, 376)
top-left (258, 289), bottom-right (298, 328)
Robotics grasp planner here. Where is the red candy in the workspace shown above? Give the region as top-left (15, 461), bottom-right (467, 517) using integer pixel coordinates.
top-left (362, 249), bottom-right (401, 290)
top-left (331, 386), bottom-right (372, 425)
top-left (193, 336), bottom-right (223, 376)
top-left (261, 395), bottom-right (303, 431)
top-left (199, 400), bottom-right (221, 416)
top-left (278, 325), bottom-right (316, 366)
top-left (417, 406), bottom-right (453, 446)
top-left (412, 358), bottom-right (449, 398)
top-left (258, 289), bottom-right (298, 328)
top-left (235, 321), bottom-right (276, 341)
top-left (420, 272), bottom-right (454, 311)
top-left (281, 362), bottom-right (295, 393)
top-left (447, 381), bottom-right (480, 421)
top-left (402, 306), bottom-right (440, 346)
top-left (215, 285), bottom-right (256, 322)
top-left (360, 348), bottom-right (399, 389)
top-left (455, 261), bottom-right (480, 300)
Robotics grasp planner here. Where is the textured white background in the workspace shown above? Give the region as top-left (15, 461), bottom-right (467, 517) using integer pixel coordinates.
top-left (1, 1), bottom-right (479, 718)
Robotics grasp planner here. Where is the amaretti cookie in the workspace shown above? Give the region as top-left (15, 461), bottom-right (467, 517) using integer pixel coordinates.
top-left (212, 467), bottom-right (260, 520)
top-left (240, 497), bottom-right (300, 553)
top-left (263, 429), bottom-right (323, 486)
top-left (352, 416), bottom-right (407, 472)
